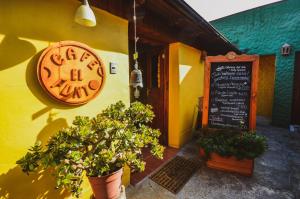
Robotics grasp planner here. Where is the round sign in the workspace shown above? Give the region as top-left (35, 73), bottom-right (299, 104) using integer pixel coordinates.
top-left (37, 41), bottom-right (106, 105)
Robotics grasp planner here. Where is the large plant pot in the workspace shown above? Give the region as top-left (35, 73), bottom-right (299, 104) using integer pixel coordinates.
top-left (199, 148), bottom-right (206, 157)
top-left (207, 153), bottom-right (254, 176)
top-left (200, 149), bottom-right (254, 176)
top-left (88, 168), bottom-right (123, 199)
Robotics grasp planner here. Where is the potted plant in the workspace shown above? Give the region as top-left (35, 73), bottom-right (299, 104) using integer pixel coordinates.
top-left (16, 101), bottom-right (164, 199)
top-left (198, 129), bottom-right (267, 176)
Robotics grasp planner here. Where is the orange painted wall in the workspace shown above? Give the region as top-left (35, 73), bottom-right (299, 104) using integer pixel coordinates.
top-left (168, 43), bottom-right (204, 148)
top-left (168, 43), bottom-right (180, 148)
top-left (257, 55), bottom-right (276, 117)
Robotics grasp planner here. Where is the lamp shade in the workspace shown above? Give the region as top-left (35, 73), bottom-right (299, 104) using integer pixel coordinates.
top-left (74, 1), bottom-right (96, 27)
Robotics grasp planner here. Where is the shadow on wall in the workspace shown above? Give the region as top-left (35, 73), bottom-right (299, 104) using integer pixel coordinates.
top-left (0, 113), bottom-right (70, 199)
top-left (37, 112), bottom-right (69, 146)
top-left (177, 47), bottom-right (204, 139)
top-left (0, 35), bottom-right (36, 70)
top-left (0, 0), bottom-right (128, 54)
top-left (0, 167), bottom-right (70, 199)
top-left (26, 50), bottom-right (81, 112)
top-left (0, 35), bottom-right (73, 197)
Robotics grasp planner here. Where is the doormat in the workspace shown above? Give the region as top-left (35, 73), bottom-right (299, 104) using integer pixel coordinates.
top-left (150, 156), bottom-right (201, 194)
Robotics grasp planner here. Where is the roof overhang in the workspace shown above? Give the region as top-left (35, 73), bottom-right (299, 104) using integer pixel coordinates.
top-left (86, 0), bottom-right (241, 55)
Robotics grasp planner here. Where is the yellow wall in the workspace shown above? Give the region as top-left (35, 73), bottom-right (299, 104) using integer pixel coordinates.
top-left (168, 43), bottom-right (180, 148)
top-left (0, 0), bottom-right (129, 198)
top-left (168, 43), bottom-right (204, 148)
top-left (257, 55), bottom-right (276, 117)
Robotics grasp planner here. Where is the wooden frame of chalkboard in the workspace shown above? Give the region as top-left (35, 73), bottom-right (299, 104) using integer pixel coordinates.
top-left (202, 52), bottom-right (259, 130)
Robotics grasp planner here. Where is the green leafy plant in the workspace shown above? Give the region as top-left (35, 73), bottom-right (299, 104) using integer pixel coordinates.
top-left (198, 129), bottom-right (267, 160)
top-left (16, 101), bottom-right (164, 197)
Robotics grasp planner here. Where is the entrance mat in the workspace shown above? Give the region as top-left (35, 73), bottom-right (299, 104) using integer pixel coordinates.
top-left (150, 156), bottom-right (201, 194)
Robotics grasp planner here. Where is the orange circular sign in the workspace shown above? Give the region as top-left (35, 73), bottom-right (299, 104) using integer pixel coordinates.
top-left (37, 41), bottom-right (106, 105)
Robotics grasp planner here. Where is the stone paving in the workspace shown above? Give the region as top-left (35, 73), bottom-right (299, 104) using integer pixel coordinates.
top-left (126, 125), bottom-right (300, 199)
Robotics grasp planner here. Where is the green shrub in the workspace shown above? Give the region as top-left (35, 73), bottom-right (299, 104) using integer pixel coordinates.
top-left (198, 129), bottom-right (267, 160)
top-left (16, 101), bottom-right (164, 197)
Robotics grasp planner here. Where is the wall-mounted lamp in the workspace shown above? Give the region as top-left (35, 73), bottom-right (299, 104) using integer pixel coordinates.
top-left (281, 43), bottom-right (291, 56)
top-left (74, 0), bottom-right (96, 27)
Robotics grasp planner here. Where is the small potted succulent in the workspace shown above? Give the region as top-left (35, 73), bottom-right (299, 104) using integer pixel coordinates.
top-left (198, 129), bottom-right (267, 176)
top-left (17, 101), bottom-right (164, 199)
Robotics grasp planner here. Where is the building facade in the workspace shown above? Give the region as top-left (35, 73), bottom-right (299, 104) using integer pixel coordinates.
top-left (0, 0), bottom-right (130, 198)
top-left (0, 0), bottom-right (238, 197)
top-left (212, 0), bottom-right (300, 127)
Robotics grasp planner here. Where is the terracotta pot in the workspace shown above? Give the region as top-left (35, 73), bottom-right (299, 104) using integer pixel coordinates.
top-left (199, 148), bottom-right (205, 157)
top-left (88, 168), bottom-right (123, 199)
top-left (206, 152), bottom-right (254, 176)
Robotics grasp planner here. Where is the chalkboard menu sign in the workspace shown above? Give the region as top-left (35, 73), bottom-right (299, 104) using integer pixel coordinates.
top-left (209, 62), bottom-right (252, 129)
top-left (202, 52), bottom-right (259, 130)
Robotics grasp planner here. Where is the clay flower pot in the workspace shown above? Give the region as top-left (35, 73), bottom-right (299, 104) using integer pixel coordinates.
top-left (199, 148), bottom-right (254, 176)
top-left (199, 148), bottom-right (205, 158)
top-left (206, 152), bottom-right (253, 176)
top-left (88, 168), bottom-right (123, 199)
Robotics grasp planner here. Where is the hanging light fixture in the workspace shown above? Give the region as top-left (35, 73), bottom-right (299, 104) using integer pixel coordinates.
top-left (130, 0), bottom-right (143, 99)
top-left (74, 0), bottom-right (96, 27)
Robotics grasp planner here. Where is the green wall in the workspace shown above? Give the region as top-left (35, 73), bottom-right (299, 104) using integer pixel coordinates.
top-left (212, 0), bottom-right (300, 127)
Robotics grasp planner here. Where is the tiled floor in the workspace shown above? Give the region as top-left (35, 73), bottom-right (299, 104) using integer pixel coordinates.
top-left (130, 147), bottom-right (179, 185)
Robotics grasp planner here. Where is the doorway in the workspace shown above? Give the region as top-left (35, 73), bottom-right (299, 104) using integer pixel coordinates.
top-left (292, 52), bottom-right (300, 124)
top-left (129, 42), bottom-right (179, 185)
top-left (130, 42), bottom-right (169, 145)
top-left (257, 55), bottom-right (276, 124)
